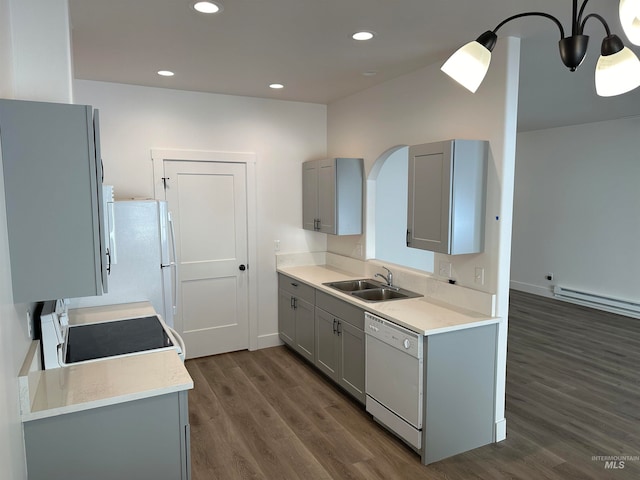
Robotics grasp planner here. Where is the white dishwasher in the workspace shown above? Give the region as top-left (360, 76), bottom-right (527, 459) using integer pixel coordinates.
top-left (365, 312), bottom-right (423, 449)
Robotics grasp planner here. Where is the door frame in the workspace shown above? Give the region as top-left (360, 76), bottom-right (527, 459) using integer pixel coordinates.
top-left (151, 149), bottom-right (259, 351)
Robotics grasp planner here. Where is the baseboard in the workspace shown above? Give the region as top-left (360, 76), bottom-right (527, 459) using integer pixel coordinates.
top-left (255, 333), bottom-right (283, 350)
top-left (495, 418), bottom-right (507, 442)
top-left (510, 280), bottom-right (553, 298)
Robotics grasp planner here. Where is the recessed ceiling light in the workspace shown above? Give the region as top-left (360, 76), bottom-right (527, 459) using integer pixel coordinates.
top-left (269, 83), bottom-right (284, 89)
top-left (192, 1), bottom-right (222, 14)
top-left (157, 70), bottom-right (175, 77)
top-left (352, 31), bottom-right (375, 41)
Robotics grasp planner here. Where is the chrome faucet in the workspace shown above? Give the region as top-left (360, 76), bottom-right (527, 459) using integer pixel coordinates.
top-left (375, 266), bottom-right (394, 287)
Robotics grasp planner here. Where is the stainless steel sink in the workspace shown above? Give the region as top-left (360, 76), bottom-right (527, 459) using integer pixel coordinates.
top-left (351, 287), bottom-right (422, 302)
top-left (324, 279), bottom-right (382, 292)
top-left (324, 279), bottom-right (422, 302)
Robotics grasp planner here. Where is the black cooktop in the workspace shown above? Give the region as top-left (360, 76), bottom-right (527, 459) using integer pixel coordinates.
top-left (65, 315), bottom-right (174, 364)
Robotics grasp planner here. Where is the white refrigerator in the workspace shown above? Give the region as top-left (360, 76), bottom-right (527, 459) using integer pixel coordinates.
top-left (69, 199), bottom-right (177, 327)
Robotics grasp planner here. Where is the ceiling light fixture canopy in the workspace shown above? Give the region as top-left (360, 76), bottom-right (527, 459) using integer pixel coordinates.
top-left (442, 0), bottom-right (640, 96)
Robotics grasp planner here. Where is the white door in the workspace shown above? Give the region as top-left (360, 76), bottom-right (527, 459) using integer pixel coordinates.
top-left (163, 160), bottom-right (249, 358)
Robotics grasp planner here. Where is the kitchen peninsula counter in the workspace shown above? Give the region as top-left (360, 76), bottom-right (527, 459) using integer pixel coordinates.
top-left (19, 302), bottom-right (193, 422)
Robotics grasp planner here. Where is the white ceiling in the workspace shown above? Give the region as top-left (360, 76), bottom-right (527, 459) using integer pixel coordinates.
top-left (69, 0), bottom-right (640, 131)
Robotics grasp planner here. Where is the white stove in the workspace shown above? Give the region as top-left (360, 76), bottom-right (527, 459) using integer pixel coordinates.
top-left (40, 299), bottom-right (185, 370)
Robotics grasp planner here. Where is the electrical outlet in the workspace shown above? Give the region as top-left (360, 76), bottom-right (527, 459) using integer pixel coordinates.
top-left (545, 272), bottom-right (554, 281)
top-left (475, 267), bottom-right (485, 285)
top-left (274, 239), bottom-right (280, 252)
top-left (439, 261), bottom-right (452, 278)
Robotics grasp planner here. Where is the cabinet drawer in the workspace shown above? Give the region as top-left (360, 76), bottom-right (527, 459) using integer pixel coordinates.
top-left (278, 274), bottom-right (315, 304)
top-left (316, 291), bottom-right (364, 330)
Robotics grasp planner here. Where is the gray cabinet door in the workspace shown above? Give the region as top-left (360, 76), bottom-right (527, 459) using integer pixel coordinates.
top-left (338, 320), bottom-right (365, 403)
top-left (0, 99), bottom-right (107, 302)
top-left (294, 297), bottom-right (315, 362)
top-left (302, 161), bottom-right (318, 231)
top-left (317, 158), bottom-right (337, 234)
top-left (278, 289), bottom-right (295, 346)
top-left (407, 141), bottom-right (452, 254)
top-left (315, 307), bottom-right (339, 380)
top-left (315, 305), bottom-right (365, 405)
top-left (407, 139), bottom-right (487, 255)
top-left (301, 157), bottom-right (363, 235)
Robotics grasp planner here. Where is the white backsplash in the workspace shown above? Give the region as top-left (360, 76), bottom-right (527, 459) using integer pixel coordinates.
top-left (276, 252), bottom-right (496, 316)
top-left (275, 251), bottom-right (327, 268)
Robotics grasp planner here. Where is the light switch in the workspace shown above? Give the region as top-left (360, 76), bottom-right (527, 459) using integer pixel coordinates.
top-left (475, 267), bottom-right (485, 285)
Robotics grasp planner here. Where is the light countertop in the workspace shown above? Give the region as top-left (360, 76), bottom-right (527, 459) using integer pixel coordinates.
top-left (20, 302), bottom-right (193, 422)
top-left (277, 265), bottom-right (499, 335)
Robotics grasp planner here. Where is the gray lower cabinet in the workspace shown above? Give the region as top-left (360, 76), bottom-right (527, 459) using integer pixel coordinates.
top-left (278, 274), bottom-right (315, 362)
top-left (278, 275), bottom-right (365, 404)
top-left (23, 391), bottom-right (191, 480)
top-left (422, 324), bottom-right (497, 464)
top-left (315, 291), bottom-right (365, 404)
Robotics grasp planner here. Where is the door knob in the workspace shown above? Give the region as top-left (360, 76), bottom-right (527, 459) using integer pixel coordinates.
top-left (239, 264), bottom-right (246, 271)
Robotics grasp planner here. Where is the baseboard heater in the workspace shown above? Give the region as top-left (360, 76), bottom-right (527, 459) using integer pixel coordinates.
top-left (553, 286), bottom-right (640, 319)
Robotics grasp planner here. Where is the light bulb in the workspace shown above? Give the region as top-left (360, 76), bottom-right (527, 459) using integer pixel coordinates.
top-left (595, 46), bottom-right (640, 96)
top-left (441, 41), bottom-right (492, 93)
top-left (620, 0), bottom-right (640, 45)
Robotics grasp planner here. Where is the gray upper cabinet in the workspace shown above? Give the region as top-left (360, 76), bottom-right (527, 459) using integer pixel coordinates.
top-left (0, 99), bottom-right (108, 302)
top-left (302, 157), bottom-right (363, 235)
top-left (407, 139), bottom-right (488, 255)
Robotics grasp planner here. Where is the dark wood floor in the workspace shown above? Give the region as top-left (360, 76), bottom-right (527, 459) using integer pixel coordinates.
top-left (186, 290), bottom-right (640, 479)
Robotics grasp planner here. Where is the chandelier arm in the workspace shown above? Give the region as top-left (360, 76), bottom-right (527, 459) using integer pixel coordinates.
top-left (576, 0), bottom-right (592, 33)
top-left (581, 13), bottom-right (612, 36)
top-left (493, 12), bottom-right (565, 39)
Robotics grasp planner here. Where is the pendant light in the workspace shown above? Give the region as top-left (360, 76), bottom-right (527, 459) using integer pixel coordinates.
top-left (620, 0), bottom-right (640, 45)
top-left (596, 35), bottom-right (640, 95)
top-left (442, 0), bottom-right (640, 97)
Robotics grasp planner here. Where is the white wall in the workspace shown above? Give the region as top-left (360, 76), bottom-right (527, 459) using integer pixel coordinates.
top-left (74, 80), bottom-right (327, 342)
top-left (374, 146), bottom-right (434, 272)
top-left (512, 117), bottom-right (640, 302)
top-left (326, 38), bottom-right (521, 439)
top-left (1, 1), bottom-right (74, 478)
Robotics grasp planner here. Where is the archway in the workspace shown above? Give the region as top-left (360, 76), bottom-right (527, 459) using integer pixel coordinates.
top-left (366, 145), bottom-right (434, 273)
